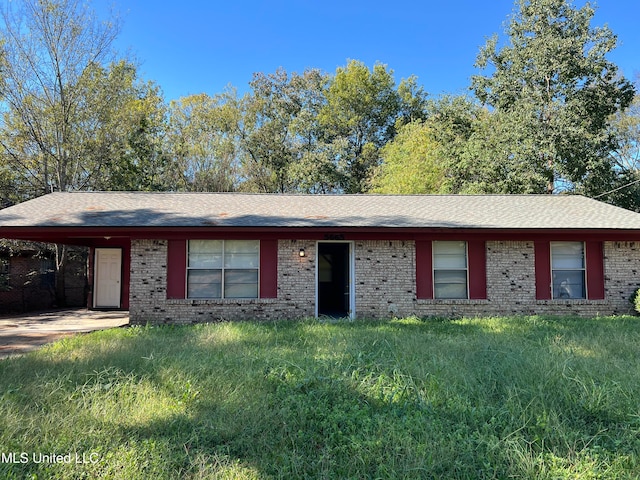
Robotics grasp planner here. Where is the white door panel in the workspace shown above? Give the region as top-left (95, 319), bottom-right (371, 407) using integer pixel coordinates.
top-left (94, 249), bottom-right (122, 308)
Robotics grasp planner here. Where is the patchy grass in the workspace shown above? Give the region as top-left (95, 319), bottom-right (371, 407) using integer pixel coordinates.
top-left (1, 316), bottom-right (640, 479)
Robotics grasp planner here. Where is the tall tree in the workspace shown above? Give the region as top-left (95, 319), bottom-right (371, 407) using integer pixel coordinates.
top-left (65, 60), bottom-right (168, 191)
top-left (284, 69), bottom-right (340, 193)
top-left (167, 92), bottom-right (239, 192)
top-left (371, 120), bottom-right (445, 194)
top-left (471, 0), bottom-right (635, 194)
top-left (370, 95), bottom-right (519, 195)
top-left (319, 60), bottom-right (402, 193)
top-left (167, 63), bottom-right (427, 194)
top-left (0, 0), bottom-right (121, 195)
top-left (602, 83), bottom-right (640, 210)
top-left (238, 68), bottom-right (331, 193)
top-left (0, 0), bottom-right (136, 306)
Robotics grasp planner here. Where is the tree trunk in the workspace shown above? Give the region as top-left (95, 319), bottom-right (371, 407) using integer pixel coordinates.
top-left (547, 155), bottom-right (555, 194)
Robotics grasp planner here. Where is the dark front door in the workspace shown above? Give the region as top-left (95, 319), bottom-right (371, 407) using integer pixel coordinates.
top-left (317, 242), bottom-right (350, 318)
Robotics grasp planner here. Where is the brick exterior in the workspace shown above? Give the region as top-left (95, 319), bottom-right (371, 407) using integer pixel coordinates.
top-left (129, 239), bottom-right (640, 324)
top-left (355, 240), bottom-right (415, 318)
top-left (130, 239), bottom-right (317, 324)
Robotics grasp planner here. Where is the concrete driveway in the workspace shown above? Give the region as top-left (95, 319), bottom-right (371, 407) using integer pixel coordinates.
top-left (0, 309), bottom-right (129, 358)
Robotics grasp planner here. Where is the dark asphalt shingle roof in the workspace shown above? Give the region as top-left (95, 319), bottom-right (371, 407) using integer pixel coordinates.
top-left (1, 192), bottom-right (640, 230)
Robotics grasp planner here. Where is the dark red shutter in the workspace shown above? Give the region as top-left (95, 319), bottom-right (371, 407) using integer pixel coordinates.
top-left (586, 241), bottom-right (605, 300)
top-left (468, 240), bottom-right (487, 299)
top-left (166, 240), bottom-right (187, 299)
top-left (534, 241), bottom-right (552, 300)
top-left (416, 240), bottom-right (433, 299)
top-left (260, 239), bottom-right (278, 298)
top-left (121, 242), bottom-right (131, 310)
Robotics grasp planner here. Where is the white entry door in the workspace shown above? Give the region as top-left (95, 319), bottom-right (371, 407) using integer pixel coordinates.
top-left (94, 248), bottom-right (122, 308)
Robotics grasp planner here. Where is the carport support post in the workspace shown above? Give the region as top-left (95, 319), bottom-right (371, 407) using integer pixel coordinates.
top-left (54, 244), bottom-right (67, 308)
top-left (87, 246), bottom-right (94, 309)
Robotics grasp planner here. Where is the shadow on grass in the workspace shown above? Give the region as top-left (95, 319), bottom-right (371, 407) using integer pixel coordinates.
top-left (2, 317), bottom-right (640, 478)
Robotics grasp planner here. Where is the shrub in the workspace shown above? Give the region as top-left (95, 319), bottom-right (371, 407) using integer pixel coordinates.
top-left (630, 287), bottom-right (640, 314)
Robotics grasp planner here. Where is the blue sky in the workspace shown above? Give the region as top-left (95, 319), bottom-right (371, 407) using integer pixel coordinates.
top-left (103, 0), bottom-right (640, 102)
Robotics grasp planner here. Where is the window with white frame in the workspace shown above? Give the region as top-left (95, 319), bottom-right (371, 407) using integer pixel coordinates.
top-left (187, 240), bottom-right (259, 299)
top-left (551, 242), bottom-right (585, 299)
top-left (433, 241), bottom-right (468, 299)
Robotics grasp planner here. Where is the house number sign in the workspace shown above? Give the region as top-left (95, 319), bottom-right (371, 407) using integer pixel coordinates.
top-left (324, 234), bottom-right (345, 240)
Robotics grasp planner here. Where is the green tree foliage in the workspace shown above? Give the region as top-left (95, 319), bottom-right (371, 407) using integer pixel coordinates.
top-left (282, 70), bottom-right (341, 193)
top-left (471, 0), bottom-right (635, 195)
top-left (0, 0), bottom-right (168, 196)
top-left (190, 62), bottom-right (424, 194)
top-left (73, 61), bottom-right (168, 191)
top-left (0, 0), bottom-right (123, 306)
top-left (319, 60), bottom-right (402, 193)
top-left (167, 92), bottom-right (239, 192)
top-left (0, 0), bottom-right (120, 195)
top-left (238, 68), bottom-right (334, 193)
top-left (397, 75), bottom-right (430, 126)
top-left (0, 164), bottom-right (20, 207)
top-left (370, 95), bottom-right (500, 195)
top-left (371, 121), bottom-right (445, 194)
top-left (420, 96), bottom-right (502, 194)
top-left (0, 0), bottom-right (168, 305)
top-left (603, 84), bottom-right (640, 210)
top-left (455, 108), bottom-right (552, 193)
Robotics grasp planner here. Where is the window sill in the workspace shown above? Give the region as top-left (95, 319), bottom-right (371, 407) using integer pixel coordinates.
top-left (416, 298), bottom-right (489, 305)
top-left (167, 298), bottom-right (277, 305)
top-left (536, 299), bottom-right (607, 305)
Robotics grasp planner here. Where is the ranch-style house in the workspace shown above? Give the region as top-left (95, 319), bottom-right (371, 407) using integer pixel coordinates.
top-left (1, 192), bottom-right (640, 323)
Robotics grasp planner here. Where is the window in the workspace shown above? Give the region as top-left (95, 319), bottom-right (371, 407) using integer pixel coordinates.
top-left (0, 257), bottom-right (9, 289)
top-left (187, 240), bottom-right (259, 299)
top-left (551, 242), bottom-right (585, 299)
top-left (433, 241), bottom-right (468, 299)
top-left (40, 257), bottom-right (55, 288)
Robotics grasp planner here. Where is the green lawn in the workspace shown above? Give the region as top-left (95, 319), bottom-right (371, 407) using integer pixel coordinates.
top-left (1, 316), bottom-right (640, 479)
